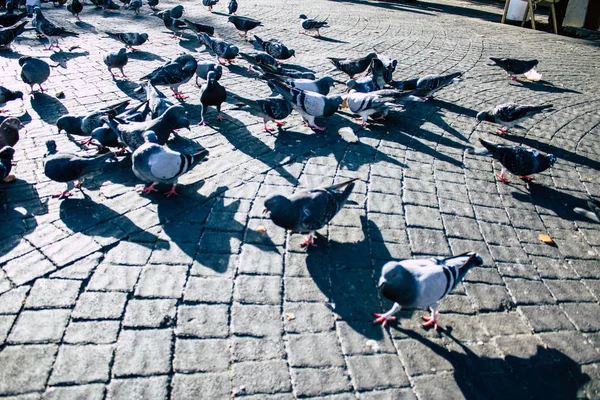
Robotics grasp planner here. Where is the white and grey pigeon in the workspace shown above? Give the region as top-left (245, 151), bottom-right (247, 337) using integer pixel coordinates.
top-left (264, 73), bottom-right (335, 95)
top-left (140, 53), bottom-right (197, 100)
top-left (253, 35), bottom-right (295, 61)
top-left (231, 93), bottom-right (293, 132)
top-left (409, 72), bottom-right (462, 99)
top-left (195, 62), bottom-right (222, 88)
top-left (104, 48), bottom-right (128, 79)
top-left (269, 79), bottom-right (343, 131)
top-left (264, 178), bottom-right (358, 247)
top-left (105, 32), bottom-right (149, 52)
top-left (299, 14), bottom-right (328, 37)
top-left (374, 252), bottom-right (483, 329)
top-left (342, 89), bottom-right (403, 126)
top-left (476, 103), bottom-right (553, 135)
top-left (132, 131), bottom-right (207, 197)
top-left (478, 138), bottom-right (556, 184)
top-left (146, 82), bottom-right (173, 119)
top-left (197, 33), bottom-right (239, 65)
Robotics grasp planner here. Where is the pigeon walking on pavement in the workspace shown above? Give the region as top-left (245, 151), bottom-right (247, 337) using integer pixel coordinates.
top-left (199, 71), bottom-right (226, 125)
top-left (409, 72), bottom-right (462, 99)
top-left (489, 57), bottom-right (538, 80)
top-left (0, 19), bottom-right (28, 50)
top-left (105, 32), bottom-right (148, 52)
top-left (478, 138), bottom-right (556, 183)
top-left (263, 178), bottom-right (358, 248)
top-left (198, 33), bottom-right (239, 65)
top-left (0, 118), bottom-right (22, 148)
top-left (104, 48), bottom-right (128, 79)
top-left (0, 146), bottom-right (15, 183)
top-left (228, 15), bottom-right (261, 38)
top-left (240, 52), bottom-right (278, 73)
top-left (140, 53), bottom-right (198, 100)
top-left (33, 7), bottom-right (79, 50)
top-left (299, 14), bottom-right (328, 36)
top-left (374, 252), bottom-right (483, 329)
top-left (253, 35), bottom-right (295, 61)
top-left (342, 89), bottom-right (403, 126)
top-left (476, 103), bottom-right (553, 135)
top-left (0, 86), bottom-right (23, 112)
top-left (132, 131), bottom-right (207, 197)
top-left (231, 93), bottom-right (292, 132)
top-left (228, 0), bottom-right (237, 15)
top-left (67, 0), bottom-right (83, 19)
top-left (127, 0), bottom-right (142, 14)
top-left (161, 9), bottom-right (187, 38)
top-left (202, 0), bottom-right (219, 12)
top-left (19, 56), bottom-right (51, 94)
top-left (327, 52), bottom-right (377, 79)
top-left (57, 100), bottom-right (130, 144)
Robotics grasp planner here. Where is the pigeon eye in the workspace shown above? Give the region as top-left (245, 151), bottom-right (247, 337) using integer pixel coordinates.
top-left (391, 272), bottom-right (396, 278)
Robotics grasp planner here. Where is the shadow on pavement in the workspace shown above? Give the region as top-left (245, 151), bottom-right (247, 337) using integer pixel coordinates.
top-left (30, 92), bottom-right (68, 125)
top-left (509, 80), bottom-right (583, 95)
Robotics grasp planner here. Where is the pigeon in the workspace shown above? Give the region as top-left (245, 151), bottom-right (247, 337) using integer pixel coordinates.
top-left (132, 131), bottom-right (207, 196)
top-left (89, 0), bottom-right (103, 8)
top-left (57, 100), bottom-right (130, 141)
top-left (146, 82), bottom-right (173, 119)
top-left (199, 70), bottom-right (226, 126)
top-left (574, 196), bottom-right (600, 223)
top-left (253, 35), bottom-right (295, 61)
top-left (489, 57), bottom-right (538, 80)
top-left (0, 118), bottom-right (22, 148)
top-left (103, 0), bottom-right (121, 12)
top-left (346, 75), bottom-right (380, 93)
top-left (105, 32), bottom-right (148, 52)
top-left (104, 48), bottom-right (128, 79)
top-left (183, 18), bottom-right (214, 36)
top-left (263, 73), bottom-right (334, 95)
top-left (67, 0), bottom-right (83, 19)
top-left (0, 11), bottom-right (27, 28)
top-left (390, 77), bottom-right (419, 91)
top-left (228, 0), bottom-right (237, 15)
top-left (269, 79), bottom-right (343, 131)
top-left (231, 93), bottom-right (292, 132)
top-left (376, 52), bottom-right (398, 73)
top-left (198, 33), bottom-right (239, 65)
top-left (327, 52), bottom-right (377, 79)
top-left (195, 61), bottom-right (222, 88)
top-left (0, 19), bottom-right (27, 50)
top-left (0, 146), bottom-right (15, 182)
top-left (90, 126), bottom-right (121, 149)
top-left (105, 104), bottom-right (190, 152)
top-left (240, 51), bottom-right (278, 73)
top-left (33, 7), bottom-right (79, 50)
top-left (255, 65), bottom-right (315, 80)
top-left (264, 178), bottom-right (358, 247)
top-left (299, 14), bottom-right (328, 36)
top-left (202, 0), bottom-right (218, 11)
top-left (410, 72), bottom-right (462, 99)
top-left (228, 15), bottom-right (261, 38)
top-left (169, 4), bottom-right (184, 19)
top-left (476, 103), bottom-right (553, 135)
top-left (19, 56), bottom-right (51, 94)
top-left (342, 90), bottom-right (403, 126)
top-left (43, 140), bottom-right (116, 199)
top-left (87, 102), bottom-right (150, 149)
top-left (127, 0), bottom-right (142, 14)
top-left (140, 53), bottom-right (197, 100)
top-left (374, 252), bottom-right (483, 329)
top-left (161, 9), bottom-right (186, 38)
top-left (0, 86), bottom-right (23, 112)
top-left (478, 138), bottom-right (556, 183)
top-left (147, 0), bottom-right (158, 11)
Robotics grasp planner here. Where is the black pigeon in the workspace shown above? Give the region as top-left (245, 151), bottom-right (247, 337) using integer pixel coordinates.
top-left (140, 53), bottom-right (197, 100)
top-left (489, 57), bottom-right (538, 80)
top-left (228, 15), bottom-right (261, 38)
top-left (161, 9), bottom-right (186, 38)
top-left (231, 93), bottom-right (292, 132)
top-left (254, 35), bottom-right (295, 61)
top-left (479, 138), bottom-right (556, 183)
top-left (0, 86), bottom-right (23, 112)
top-left (202, 0), bottom-right (219, 12)
top-left (0, 19), bottom-right (28, 50)
top-left (127, 0), bottom-right (142, 14)
top-left (105, 32), bottom-right (149, 52)
top-left (0, 11), bottom-right (27, 28)
top-left (195, 62), bottom-right (222, 88)
top-left (477, 103), bottom-right (553, 135)
top-left (327, 52), bottom-right (377, 79)
top-left (33, 7), bottom-right (79, 50)
top-left (0, 146), bottom-right (15, 182)
top-left (264, 178), bottom-right (358, 247)
top-left (254, 64), bottom-right (315, 80)
top-left (240, 51), bottom-right (278, 73)
top-left (299, 14), bottom-right (328, 36)
top-left (19, 56), bottom-right (51, 94)
top-left (169, 4), bottom-right (184, 19)
top-left (104, 48), bottom-right (128, 79)
top-left (147, 0), bottom-right (158, 11)
top-left (198, 33), bottom-right (239, 65)
top-left (228, 0), bottom-right (237, 15)
top-left (57, 100), bottom-right (130, 142)
top-left (67, 0), bottom-right (83, 20)
top-left (410, 72), bottom-right (462, 99)
top-left (0, 118), bottom-right (22, 148)
top-left (183, 18), bottom-right (214, 36)
top-left (199, 71), bottom-right (226, 125)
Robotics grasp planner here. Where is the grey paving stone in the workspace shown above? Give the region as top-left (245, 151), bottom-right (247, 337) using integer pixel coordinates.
top-left (103, 242), bottom-right (153, 266)
top-left (0, 315), bottom-right (16, 345)
top-left (336, 321), bottom-right (395, 356)
top-left (123, 299), bottom-right (177, 328)
top-left (0, 344), bottom-right (58, 395)
top-left (545, 279), bottom-right (596, 303)
top-left (504, 278), bottom-right (556, 305)
top-left (3, 250), bottom-right (56, 286)
top-left (360, 388), bottom-right (418, 400)
top-left (239, 244), bottom-right (284, 275)
top-left (232, 337), bottom-right (286, 362)
top-left (539, 331), bottom-right (600, 365)
top-left (40, 234), bottom-right (102, 268)
top-left (49, 344), bottom-right (113, 385)
top-left (290, 367), bottom-right (352, 397)
top-left (0, 286), bottom-right (30, 314)
top-left (234, 275), bottom-right (282, 305)
top-left (134, 265), bottom-right (188, 298)
top-left (174, 338), bottom-right (230, 373)
top-left (347, 354), bottom-right (410, 391)
top-left (8, 309), bottom-right (71, 344)
top-left (198, 230), bottom-right (243, 254)
top-left (72, 292), bottom-right (127, 320)
top-left (561, 303), bottom-right (600, 333)
top-left (50, 253), bottom-right (103, 280)
top-left (412, 373), bottom-right (472, 399)
top-left (284, 277), bottom-right (329, 302)
top-left (442, 215), bottom-right (484, 240)
top-left (184, 276), bottom-right (233, 303)
top-left (395, 338), bottom-right (454, 376)
top-left (43, 384), bottom-right (105, 400)
top-left (231, 303), bottom-right (281, 338)
top-left (530, 256), bottom-right (578, 280)
top-left (176, 304), bottom-right (229, 338)
top-left (519, 305), bottom-right (576, 333)
top-left (63, 321), bottom-right (120, 344)
top-left (283, 302), bottom-right (335, 333)
top-left (87, 264), bottom-right (141, 292)
top-left (172, 373), bottom-right (231, 400)
top-left (191, 254), bottom-right (239, 277)
top-left (25, 279), bottom-right (81, 309)
top-left (231, 361), bottom-right (291, 395)
top-left (112, 329), bottom-right (172, 377)
top-left (408, 228), bottom-right (451, 256)
top-left (287, 332), bottom-right (345, 368)
top-left (465, 283), bottom-right (514, 312)
top-left (106, 376), bottom-right (169, 400)
top-left (405, 205), bottom-right (444, 230)
top-left (478, 312), bottom-right (530, 336)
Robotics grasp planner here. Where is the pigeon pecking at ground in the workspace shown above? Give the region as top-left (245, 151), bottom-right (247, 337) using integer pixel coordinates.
top-left (299, 14), bottom-right (328, 37)
top-left (489, 57), bottom-right (538, 80)
top-left (104, 48), bottom-right (128, 79)
top-left (231, 93), bottom-right (293, 132)
top-left (253, 35), bottom-right (295, 61)
top-left (145, 82), bottom-right (174, 119)
top-left (374, 252), bottom-right (484, 329)
top-left (408, 72), bottom-right (463, 100)
top-left (478, 138), bottom-right (556, 183)
top-left (56, 100), bottom-right (131, 144)
top-left (140, 53), bottom-right (198, 100)
top-left (264, 178), bottom-right (358, 248)
top-left (105, 32), bottom-right (149, 52)
top-left (342, 89), bottom-right (403, 126)
top-left (19, 56), bottom-right (51, 94)
top-left (477, 103), bottom-right (553, 135)
top-left (327, 52), bottom-right (377, 79)
top-left (0, 118), bottom-right (23, 148)
top-left (197, 33), bottom-right (239, 65)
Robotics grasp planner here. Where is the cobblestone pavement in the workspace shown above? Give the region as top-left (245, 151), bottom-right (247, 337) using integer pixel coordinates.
top-left (1, 0), bottom-right (600, 398)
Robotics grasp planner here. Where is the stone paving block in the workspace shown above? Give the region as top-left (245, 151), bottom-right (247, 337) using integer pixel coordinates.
top-left (50, 253), bottom-right (103, 280)
top-left (347, 354), bottom-right (410, 391)
top-left (239, 244), bottom-right (284, 275)
top-left (561, 303), bottom-right (600, 333)
top-left (172, 373), bottom-right (231, 400)
top-left (0, 286), bottom-right (30, 314)
top-left (3, 250), bottom-right (56, 286)
top-left (43, 384), bottom-right (105, 400)
top-left (290, 367), bottom-right (352, 397)
top-left (87, 264), bottom-right (141, 292)
top-left (473, 206), bottom-right (510, 225)
top-left (49, 344), bottom-right (113, 385)
top-left (478, 312), bottom-right (530, 336)
top-left (198, 230), bottom-right (243, 255)
top-left (40, 234), bottom-right (101, 268)
top-left (496, 261), bottom-right (540, 280)
top-left (232, 337), bottom-right (285, 362)
top-left (519, 305), bottom-right (575, 333)
top-left (463, 266), bottom-right (504, 285)
top-left (405, 205), bottom-right (444, 230)
top-left (72, 292), bottom-right (127, 320)
top-left (437, 314), bottom-right (489, 342)
top-left (478, 222), bottom-right (520, 247)
top-left (336, 321), bottom-right (395, 356)
top-left (487, 245), bottom-right (529, 264)
top-left (234, 275), bottom-right (282, 305)
top-left (442, 215), bottom-right (483, 240)
top-left (112, 329), bottom-right (172, 377)
top-left (123, 299), bottom-right (177, 328)
top-left (0, 344), bottom-right (58, 395)
top-left (504, 278), bottom-right (556, 305)
top-left (395, 338), bottom-right (454, 376)
top-left (360, 388), bottom-right (418, 400)
top-left (8, 309), bottom-right (70, 344)
top-left (176, 304), bottom-right (229, 338)
top-left (287, 332), bottom-right (345, 368)
top-left (413, 373), bottom-right (473, 399)
top-left (465, 283), bottom-right (514, 312)
top-left (530, 256), bottom-right (578, 280)
top-left (103, 242), bottom-right (153, 266)
top-left (106, 376), bottom-right (168, 400)
top-left (191, 254), bottom-right (239, 277)
top-left (494, 335), bottom-right (553, 366)
top-left (408, 228), bottom-right (451, 256)
top-left (284, 277), bottom-right (329, 302)
top-left (63, 321), bottom-right (120, 344)
top-left (134, 265), bottom-right (188, 298)
top-left (25, 279), bottom-right (81, 309)
top-left (231, 303), bottom-right (281, 338)
top-left (544, 279), bottom-right (596, 303)
top-left (539, 331), bottom-right (600, 365)
top-left (174, 338), bottom-right (230, 373)
top-left (148, 243), bottom-right (195, 265)
top-left (231, 361), bottom-right (291, 395)
top-left (0, 315), bottom-right (16, 345)
top-left (283, 302), bottom-right (335, 333)
top-left (184, 276), bottom-right (233, 303)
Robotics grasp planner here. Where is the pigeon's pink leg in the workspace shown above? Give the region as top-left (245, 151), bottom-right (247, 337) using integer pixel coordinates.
top-left (497, 173), bottom-right (510, 184)
top-left (262, 122), bottom-right (274, 132)
top-left (422, 306), bottom-right (440, 330)
top-left (74, 181), bottom-right (82, 189)
top-left (509, 75), bottom-right (517, 81)
top-left (496, 127), bottom-right (508, 135)
top-left (239, 33), bottom-right (246, 38)
top-left (373, 303), bottom-right (401, 327)
top-left (519, 175), bottom-right (534, 182)
top-left (198, 119), bottom-right (206, 126)
top-left (274, 120), bottom-right (286, 126)
top-left (300, 232), bottom-right (317, 248)
top-left (217, 57), bottom-right (226, 65)
top-left (0, 109), bottom-right (7, 113)
top-left (304, 123), bottom-right (326, 131)
top-left (139, 182), bottom-right (158, 194)
top-left (52, 190), bottom-right (73, 199)
top-left (164, 184), bottom-right (179, 197)
top-left (216, 114), bottom-right (224, 121)
top-left (130, 47), bottom-right (139, 52)
top-left (80, 138), bottom-right (94, 145)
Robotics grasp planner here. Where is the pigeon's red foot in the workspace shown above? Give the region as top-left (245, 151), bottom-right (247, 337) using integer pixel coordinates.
top-left (217, 58), bottom-right (226, 65)
top-left (262, 123), bottom-right (274, 132)
top-left (198, 119), bottom-right (207, 126)
top-left (239, 33), bottom-right (246, 38)
top-left (496, 128), bottom-right (508, 135)
top-left (52, 191), bottom-right (72, 199)
top-left (303, 123), bottom-right (326, 131)
top-left (121, 74), bottom-right (128, 78)
top-left (300, 235), bottom-right (317, 248)
top-left (164, 184), bottom-right (179, 197)
top-left (139, 182), bottom-right (158, 194)
top-left (422, 312), bottom-right (440, 330)
top-left (509, 75), bottom-right (517, 81)
top-left (115, 147), bottom-right (127, 156)
top-left (497, 173), bottom-right (510, 184)
top-left (274, 120), bottom-right (286, 126)
top-left (373, 313), bottom-right (396, 327)
top-left (216, 114), bottom-right (224, 121)
top-left (80, 138), bottom-right (94, 145)
top-left (519, 175), bottom-right (534, 182)
top-left (74, 181), bottom-right (82, 189)
top-left (130, 47), bottom-right (139, 52)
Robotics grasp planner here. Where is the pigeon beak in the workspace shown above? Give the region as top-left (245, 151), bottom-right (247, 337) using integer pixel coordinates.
top-left (341, 98), bottom-right (348, 109)
top-left (262, 208), bottom-right (269, 215)
top-left (378, 276), bottom-right (387, 288)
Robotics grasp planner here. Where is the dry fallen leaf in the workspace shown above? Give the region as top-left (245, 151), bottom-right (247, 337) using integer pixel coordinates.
top-left (285, 313), bottom-right (295, 321)
top-left (524, 69), bottom-right (542, 81)
top-left (338, 127), bottom-right (359, 143)
top-left (538, 234), bottom-right (554, 244)
top-left (256, 226), bottom-right (266, 233)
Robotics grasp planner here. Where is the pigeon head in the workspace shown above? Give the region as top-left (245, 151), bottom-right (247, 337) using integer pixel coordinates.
top-left (476, 110), bottom-right (491, 122)
top-left (227, 16), bottom-right (236, 23)
top-left (2, 118), bottom-right (23, 131)
top-left (331, 96), bottom-right (344, 108)
top-left (0, 146), bottom-right (15, 158)
top-left (45, 140), bottom-right (57, 155)
top-left (207, 71), bottom-right (217, 84)
top-left (140, 33), bottom-right (149, 42)
top-left (118, 48), bottom-right (127, 55)
top-left (299, 14), bottom-right (307, 19)
top-left (322, 76), bottom-right (335, 88)
top-left (366, 52), bottom-right (377, 59)
top-left (33, 6), bottom-right (42, 15)
top-left (346, 79), bottom-right (357, 91)
top-left (18, 56), bottom-right (32, 67)
top-left (263, 195), bottom-right (295, 228)
top-left (378, 261), bottom-right (416, 304)
top-left (143, 131), bottom-right (159, 143)
top-left (547, 154), bottom-right (557, 167)
top-left (164, 105), bottom-right (190, 130)
top-left (289, 49), bottom-right (296, 58)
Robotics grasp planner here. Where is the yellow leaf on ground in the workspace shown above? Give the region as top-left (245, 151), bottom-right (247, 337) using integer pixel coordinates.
top-left (538, 234), bottom-right (554, 244)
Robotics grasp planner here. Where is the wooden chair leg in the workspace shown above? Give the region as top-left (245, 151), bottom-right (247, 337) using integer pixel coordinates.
top-left (528, 0), bottom-right (536, 30)
top-left (502, 0), bottom-right (511, 24)
top-left (550, 3), bottom-right (558, 34)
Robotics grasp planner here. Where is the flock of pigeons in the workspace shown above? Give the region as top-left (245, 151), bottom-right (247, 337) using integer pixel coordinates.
top-left (0, 0), bottom-right (595, 331)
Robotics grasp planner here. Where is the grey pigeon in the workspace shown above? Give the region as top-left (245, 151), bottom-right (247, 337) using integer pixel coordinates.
top-left (33, 7), bottom-right (78, 50)
top-left (374, 252), bottom-right (483, 329)
top-left (228, 15), bottom-right (261, 38)
top-left (346, 75), bottom-right (379, 93)
top-left (90, 126), bottom-right (121, 149)
top-left (199, 71), bottom-right (226, 125)
top-left (202, 0), bottom-right (218, 11)
top-left (0, 146), bottom-right (15, 182)
top-left (269, 79), bottom-right (343, 131)
top-left (67, 0), bottom-right (83, 19)
top-left (146, 82), bottom-right (174, 119)
top-left (105, 104), bottom-right (190, 152)
top-left (343, 90), bottom-right (403, 126)
top-left (198, 33), bottom-right (239, 65)
top-left (410, 72), bottom-right (462, 99)
top-left (263, 73), bottom-right (334, 95)
top-left (231, 93), bottom-right (292, 132)
top-left (147, 0), bottom-right (158, 11)
top-left (132, 131), bottom-right (207, 197)
top-left (0, 11), bottom-right (27, 28)
top-left (183, 18), bottom-right (214, 36)
top-left (169, 4), bottom-right (184, 18)
top-left (0, 117), bottom-right (22, 148)
top-left (253, 35), bottom-right (295, 61)
top-left (19, 56), bottom-right (51, 94)
top-left (43, 140), bottom-right (116, 199)
top-left (264, 178), bottom-right (358, 247)
top-left (0, 86), bottom-right (23, 112)
top-left (390, 77), bottom-right (419, 91)
top-left (127, 0), bottom-right (142, 14)
top-left (479, 138), bottom-right (556, 183)
top-left (103, 0), bottom-right (121, 12)
top-left (228, 0), bottom-right (237, 15)
top-left (327, 52), bottom-right (377, 79)
top-left (255, 64), bottom-right (315, 80)
top-left (57, 99), bottom-right (130, 143)
top-left (299, 14), bottom-right (328, 36)
top-left (140, 53), bottom-right (197, 100)
top-left (477, 103), bottom-right (553, 135)
top-left (0, 19), bottom-right (27, 50)
top-left (376, 52), bottom-right (398, 73)
top-left (489, 57), bottom-right (538, 80)
top-left (240, 51), bottom-right (278, 73)
top-left (346, 58), bottom-right (390, 93)
top-left (104, 48), bottom-right (128, 79)
top-left (195, 62), bottom-right (222, 88)
top-left (105, 32), bottom-right (148, 52)
top-left (161, 9), bottom-right (186, 38)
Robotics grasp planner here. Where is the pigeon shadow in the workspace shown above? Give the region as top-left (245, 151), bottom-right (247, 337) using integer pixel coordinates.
top-left (393, 327), bottom-right (590, 399)
top-left (225, 63), bottom-right (257, 79)
top-left (509, 80), bottom-right (582, 94)
top-left (178, 37), bottom-right (202, 52)
top-left (329, 0), bottom-right (436, 16)
top-left (74, 20), bottom-right (97, 32)
top-left (29, 92), bottom-right (68, 125)
top-left (115, 79), bottom-right (146, 101)
top-left (0, 49), bottom-right (25, 59)
top-left (50, 50), bottom-right (90, 65)
top-left (127, 50), bottom-right (164, 62)
top-left (0, 110), bottom-right (32, 126)
top-left (432, 99), bottom-right (479, 119)
top-left (311, 35), bottom-right (348, 44)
